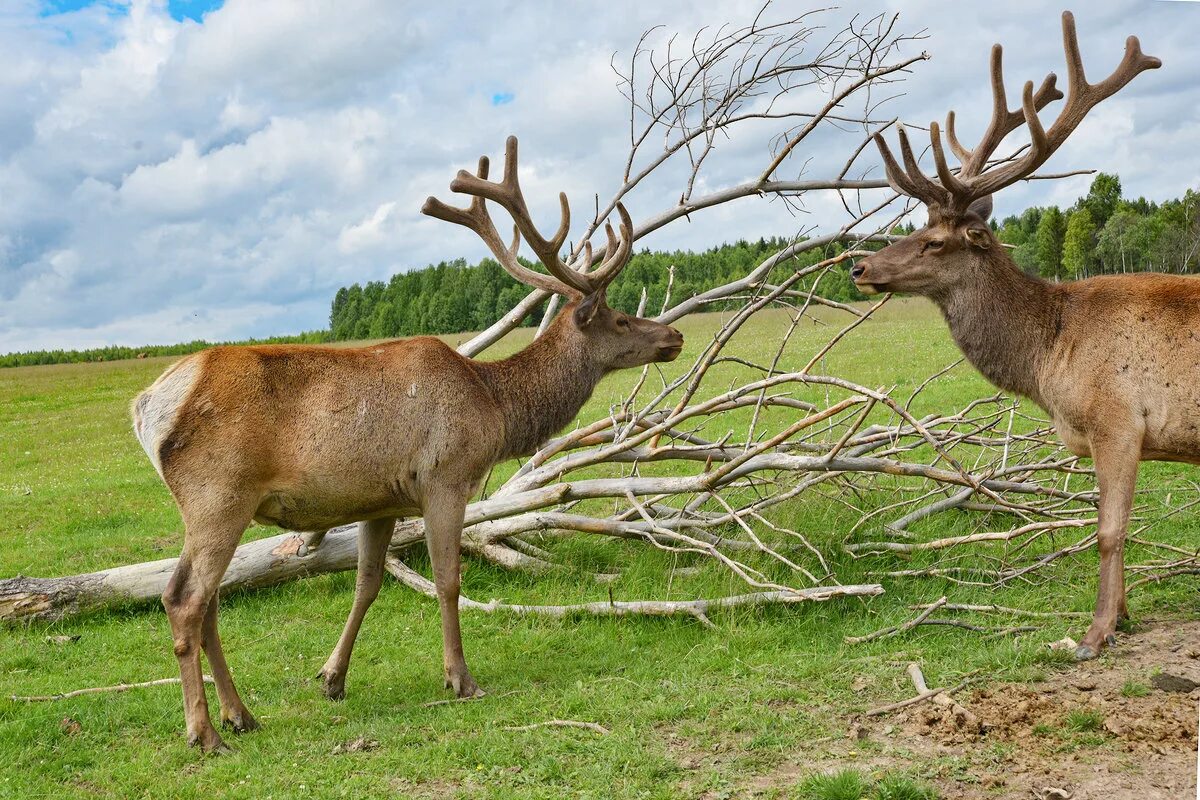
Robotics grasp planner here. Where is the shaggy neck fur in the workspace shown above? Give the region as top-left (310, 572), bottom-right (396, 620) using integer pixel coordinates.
top-left (472, 309), bottom-right (604, 459)
top-left (933, 252), bottom-right (1062, 407)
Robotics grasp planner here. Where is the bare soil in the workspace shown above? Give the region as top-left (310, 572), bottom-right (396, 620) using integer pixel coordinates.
top-left (723, 619), bottom-right (1200, 799)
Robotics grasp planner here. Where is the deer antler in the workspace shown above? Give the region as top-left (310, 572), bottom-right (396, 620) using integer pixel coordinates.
top-left (423, 136), bottom-right (635, 298)
top-left (875, 11), bottom-right (1160, 218)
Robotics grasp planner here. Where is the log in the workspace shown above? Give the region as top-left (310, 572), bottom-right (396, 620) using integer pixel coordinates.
top-left (0, 522), bottom-right (424, 623)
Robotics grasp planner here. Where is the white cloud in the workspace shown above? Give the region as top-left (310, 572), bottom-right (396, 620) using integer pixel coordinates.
top-left (338, 201), bottom-right (398, 254)
top-left (0, 0), bottom-right (1197, 352)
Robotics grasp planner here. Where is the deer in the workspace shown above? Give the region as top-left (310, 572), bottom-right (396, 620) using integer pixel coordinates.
top-left (131, 135), bottom-right (684, 753)
top-left (849, 11), bottom-right (1166, 661)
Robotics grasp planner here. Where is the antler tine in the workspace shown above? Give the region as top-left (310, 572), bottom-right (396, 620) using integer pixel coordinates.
top-left (421, 156), bottom-right (491, 229)
top-left (940, 11), bottom-right (1157, 216)
top-left (946, 74), bottom-right (1062, 175)
top-left (950, 11), bottom-right (1156, 211)
top-left (944, 111), bottom-right (971, 165)
top-left (496, 136), bottom-right (572, 255)
top-left (423, 154), bottom-right (581, 298)
top-left (897, 125), bottom-right (950, 206)
top-left (929, 121), bottom-right (969, 197)
top-left (581, 202), bottom-right (635, 290)
top-left (581, 240), bottom-right (593, 272)
top-left (1057, 11), bottom-right (1161, 117)
top-left (450, 136), bottom-right (593, 296)
top-left (872, 129), bottom-right (947, 210)
top-left (954, 44), bottom-right (1065, 178)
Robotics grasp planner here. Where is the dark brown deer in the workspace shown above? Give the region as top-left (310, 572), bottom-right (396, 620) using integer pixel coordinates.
top-left (850, 11), bottom-right (1164, 661)
top-left (132, 135), bottom-right (684, 753)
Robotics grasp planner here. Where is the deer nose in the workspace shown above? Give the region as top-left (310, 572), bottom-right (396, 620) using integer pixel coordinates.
top-left (849, 261), bottom-right (867, 281)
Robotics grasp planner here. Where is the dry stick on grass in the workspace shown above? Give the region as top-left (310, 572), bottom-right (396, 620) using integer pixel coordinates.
top-left (845, 596), bottom-right (947, 644)
top-left (907, 602), bottom-right (1090, 619)
top-left (864, 665), bottom-right (978, 717)
top-left (11, 675), bottom-right (214, 703)
top-left (503, 720), bottom-right (610, 735)
top-left (800, 294), bottom-right (891, 376)
top-left (422, 690), bottom-right (522, 708)
top-left (865, 685), bottom-right (962, 717)
top-left (917, 619), bottom-right (1038, 638)
top-left (384, 556), bottom-right (880, 630)
top-left (900, 663), bottom-right (979, 727)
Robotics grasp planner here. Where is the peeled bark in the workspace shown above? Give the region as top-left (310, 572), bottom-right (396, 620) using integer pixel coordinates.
top-left (0, 523), bottom-right (417, 623)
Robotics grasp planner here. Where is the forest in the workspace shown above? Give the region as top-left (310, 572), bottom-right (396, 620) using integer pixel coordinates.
top-left (3, 173), bottom-right (1197, 368)
top-left (996, 173), bottom-right (1200, 278)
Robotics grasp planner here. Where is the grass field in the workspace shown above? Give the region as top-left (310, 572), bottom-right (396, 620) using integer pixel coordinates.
top-left (2, 299), bottom-right (1197, 799)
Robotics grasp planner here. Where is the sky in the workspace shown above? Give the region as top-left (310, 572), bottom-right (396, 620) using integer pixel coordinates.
top-left (0, 0), bottom-right (1197, 353)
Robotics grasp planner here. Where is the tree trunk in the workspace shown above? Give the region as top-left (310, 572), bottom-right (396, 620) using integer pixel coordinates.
top-left (0, 522), bottom-right (427, 623)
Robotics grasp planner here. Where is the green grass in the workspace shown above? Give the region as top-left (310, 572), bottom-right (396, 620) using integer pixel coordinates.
top-left (1, 299), bottom-right (1197, 799)
top-left (1063, 708), bottom-right (1104, 733)
top-left (872, 774), bottom-right (940, 800)
top-left (793, 769), bottom-right (937, 800)
top-left (794, 768), bottom-right (871, 800)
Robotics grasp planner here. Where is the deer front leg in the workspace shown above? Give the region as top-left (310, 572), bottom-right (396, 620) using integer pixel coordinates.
top-left (1076, 433), bottom-right (1140, 661)
top-left (422, 487), bottom-right (483, 698)
top-left (318, 517), bottom-right (396, 700)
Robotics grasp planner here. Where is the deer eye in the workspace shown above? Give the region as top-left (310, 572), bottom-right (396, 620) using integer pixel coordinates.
top-left (616, 317), bottom-right (631, 329)
top-left (923, 239), bottom-right (945, 252)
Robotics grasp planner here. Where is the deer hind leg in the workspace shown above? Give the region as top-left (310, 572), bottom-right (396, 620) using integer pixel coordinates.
top-left (318, 517), bottom-right (396, 701)
top-left (162, 499), bottom-right (254, 754)
top-left (423, 486), bottom-right (483, 699)
top-left (1076, 432), bottom-right (1141, 661)
top-left (200, 589), bottom-right (258, 733)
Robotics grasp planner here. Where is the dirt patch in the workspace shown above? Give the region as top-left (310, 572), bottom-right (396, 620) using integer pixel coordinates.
top-left (713, 619), bottom-right (1200, 799)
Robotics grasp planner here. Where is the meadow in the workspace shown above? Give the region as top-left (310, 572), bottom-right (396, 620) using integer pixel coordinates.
top-left (1, 299), bottom-right (1197, 799)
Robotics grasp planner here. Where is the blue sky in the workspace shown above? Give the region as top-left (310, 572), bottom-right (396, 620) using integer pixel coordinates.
top-left (0, 0), bottom-right (1197, 353)
top-left (42, 0), bottom-right (223, 22)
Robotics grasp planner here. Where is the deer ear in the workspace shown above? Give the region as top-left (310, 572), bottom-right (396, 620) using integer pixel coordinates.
top-left (967, 195), bottom-right (993, 221)
top-left (573, 290), bottom-right (606, 327)
top-left (964, 224), bottom-right (992, 250)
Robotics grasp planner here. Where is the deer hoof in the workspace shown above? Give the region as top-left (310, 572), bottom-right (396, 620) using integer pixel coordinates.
top-left (221, 710), bottom-right (260, 734)
top-left (318, 668), bottom-right (347, 701)
top-left (446, 674), bottom-right (486, 699)
top-left (1074, 644), bottom-right (1099, 661)
top-left (189, 728), bottom-right (232, 755)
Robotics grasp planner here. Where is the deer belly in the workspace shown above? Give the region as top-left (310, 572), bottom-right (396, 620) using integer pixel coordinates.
top-left (1140, 400), bottom-right (1200, 464)
top-left (252, 484), bottom-right (420, 531)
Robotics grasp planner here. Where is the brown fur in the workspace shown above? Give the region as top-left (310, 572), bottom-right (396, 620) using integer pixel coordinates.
top-left (135, 296), bottom-right (682, 753)
top-left (853, 209), bottom-right (1199, 661)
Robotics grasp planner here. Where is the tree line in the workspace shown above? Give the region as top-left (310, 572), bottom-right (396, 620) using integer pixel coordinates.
top-left (328, 237), bottom-right (866, 342)
top-left (4, 173), bottom-right (1196, 367)
top-left (0, 331), bottom-right (331, 369)
top-left (996, 173), bottom-right (1200, 279)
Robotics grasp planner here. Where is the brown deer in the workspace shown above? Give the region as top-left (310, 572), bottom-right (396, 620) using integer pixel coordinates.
top-left (850, 11), bottom-right (1165, 661)
top-left (132, 135), bottom-right (684, 753)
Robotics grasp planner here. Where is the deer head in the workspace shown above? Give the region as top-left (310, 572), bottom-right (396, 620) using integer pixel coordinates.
top-left (851, 11), bottom-right (1160, 297)
top-left (422, 136), bottom-right (683, 369)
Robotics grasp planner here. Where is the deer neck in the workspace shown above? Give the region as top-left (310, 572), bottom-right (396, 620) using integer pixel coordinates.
top-left (474, 319), bottom-right (604, 459)
top-left (933, 253), bottom-right (1061, 407)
